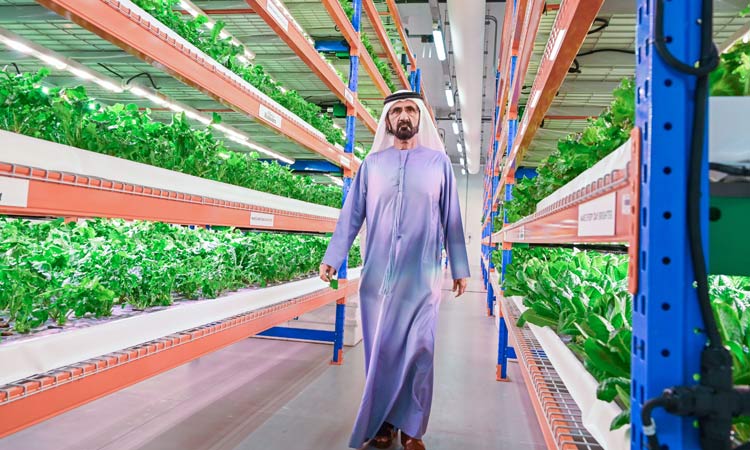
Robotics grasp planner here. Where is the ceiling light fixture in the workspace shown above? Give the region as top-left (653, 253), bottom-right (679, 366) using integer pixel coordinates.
top-left (3, 38), bottom-right (32, 54)
top-left (68, 67), bottom-right (94, 81)
top-left (461, 168), bottom-right (466, 175)
top-left (457, 143), bottom-right (463, 153)
top-left (445, 88), bottom-right (454, 108)
top-left (529, 90), bottom-right (541, 108)
top-left (452, 121), bottom-right (459, 135)
top-left (37, 53), bottom-right (67, 70)
top-left (460, 157), bottom-right (465, 166)
top-left (432, 26), bottom-right (446, 61)
top-left (178, 0), bottom-right (200, 17)
top-left (549, 29), bottom-right (567, 61)
top-left (326, 174), bottom-right (344, 187)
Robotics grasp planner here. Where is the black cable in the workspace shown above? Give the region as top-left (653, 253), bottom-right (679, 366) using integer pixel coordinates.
top-left (97, 63), bottom-right (123, 79)
top-left (710, 162), bottom-right (750, 177)
top-left (683, 0), bottom-right (723, 348)
top-left (577, 48), bottom-right (636, 57)
top-left (568, 58), bottom-right (581, 74)
top-left (4, 62), bottom-right (21, 74)
top-left (642, 397), bottom-right (669, 449)
top-left (125, 72), bottom-right (160, 90)
top-left (654, 0), bottom-right (718, 77)
top-left (588, 18), bottom-right (610, 35)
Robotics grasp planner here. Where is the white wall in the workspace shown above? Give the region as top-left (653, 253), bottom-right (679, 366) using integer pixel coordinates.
top-left (453, 164), bottom-right (485, 276)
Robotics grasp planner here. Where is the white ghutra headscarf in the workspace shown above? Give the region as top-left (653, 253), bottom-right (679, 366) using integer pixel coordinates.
top-left (370, 90), bottom-right (446, 154)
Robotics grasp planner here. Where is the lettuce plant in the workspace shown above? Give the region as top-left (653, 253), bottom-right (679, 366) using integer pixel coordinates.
top-left (130, 0), bottom-right (345, 146)
top-left (0, 69), bottom-right (343, 207)
top-left (498, 247), bottom-right (750, 434)
top-left (0, 217), bottom-right (361, 335)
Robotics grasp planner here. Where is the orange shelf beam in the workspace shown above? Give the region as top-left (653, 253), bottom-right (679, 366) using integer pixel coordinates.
top-left (497, 145), bottom-right (637, 246)
top-left (384, 0), bottom-right (416, 71)
top-left (0, 163), bottom-right (337, 233)
top-left (245, 0), bottom-right (377, 133)
top-left (362, 0), bottom-right (409, 90)
top-left (36, 0), bottom-right (358, 171)
top-left (0, 280), bottom-right (359, 438)
top-left (321, 0), bottom-right (391, 98)
top-left (493, 0), bottom-right (516, 143)
top-left (500, 0), bottom-right (604, 182)
top-left (507, 0), bottom-right (546, 117)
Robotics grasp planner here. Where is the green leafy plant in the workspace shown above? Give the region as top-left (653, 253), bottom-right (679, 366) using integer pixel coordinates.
top-left (499, 247), bottom-right (750, 435)
top-left (339, 0), bottom-right (398, 92)
top-left (505, 78), bottom-right (636, 222)
top-left (0, 69), bottom-right (343, 207)
top-left (711, 41), bottom-right (750, 96)
top-left (0, 217), bottom-right (362, 335)
top-left (130, 0), bottom-right (345, 146)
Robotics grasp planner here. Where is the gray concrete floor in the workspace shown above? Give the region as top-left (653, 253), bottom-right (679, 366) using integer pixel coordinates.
top-left (0, 269), bottom-right (545, 450)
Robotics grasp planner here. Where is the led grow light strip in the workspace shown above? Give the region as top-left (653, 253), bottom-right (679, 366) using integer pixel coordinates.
top-left (178, 0), bottom-right (256, 62)
top-left (115, 0), bottom-right (323, 139)
top-left (0, 28), bottom-right (294, 165)
top-left (176, 0), bottom-right (339, 103)
top-left (325, 174), bottom-right (344, 186)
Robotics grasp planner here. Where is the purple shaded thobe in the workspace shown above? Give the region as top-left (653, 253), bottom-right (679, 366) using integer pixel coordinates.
top-left (322, 146), bottom-right (471, 448)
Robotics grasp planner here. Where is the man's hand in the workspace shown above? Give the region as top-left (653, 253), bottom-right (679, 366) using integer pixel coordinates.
top-left (319, 263), bottom-right (336, 283)
top-left (452, 278), bottom-right (468, 298)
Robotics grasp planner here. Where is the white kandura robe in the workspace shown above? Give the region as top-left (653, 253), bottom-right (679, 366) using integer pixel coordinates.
top-left (322, 146), bottom-right (471, 448)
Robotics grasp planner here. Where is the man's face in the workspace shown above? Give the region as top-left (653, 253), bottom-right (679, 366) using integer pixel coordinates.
top-left (386, 99), bottom-right (420, 140)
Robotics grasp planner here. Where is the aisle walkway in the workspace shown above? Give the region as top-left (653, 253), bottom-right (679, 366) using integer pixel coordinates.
top-left (0, 269), bottom-right (545, 450)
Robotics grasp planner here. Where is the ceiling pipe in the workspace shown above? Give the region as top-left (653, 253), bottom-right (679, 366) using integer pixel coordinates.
top-left (446, 0), bottom-right (485, 174)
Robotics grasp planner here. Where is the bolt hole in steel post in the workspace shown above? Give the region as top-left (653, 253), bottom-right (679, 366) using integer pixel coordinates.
top-left (663, 211), bottom-right (672, 220)
top-left (662, 303), bottom-right (671, 311)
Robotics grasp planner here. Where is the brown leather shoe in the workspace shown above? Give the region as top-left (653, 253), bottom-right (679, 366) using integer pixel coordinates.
top-left (370, 423), bottom-right (397, 449)
top-left (400, 431), bottom-right (426, 450)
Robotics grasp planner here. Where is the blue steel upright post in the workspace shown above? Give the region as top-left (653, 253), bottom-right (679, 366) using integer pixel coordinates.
top-left (496, 49), bottom-right (518, 382)
top-left (331, 0), bottom-right (363, 366)
top-left (631, 0), bottom-right (708, 447)
top-left (485, 69), bottom-right (501, 318)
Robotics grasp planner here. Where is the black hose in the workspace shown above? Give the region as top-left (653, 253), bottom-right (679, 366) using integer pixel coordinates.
top-left (577, 48), bottom-right (636, 57)
top-left (654, 0), bottom-right (718, 77)
top-left (642, 397), bottom-right (669, 449)
top-left (709, 162), bottom-right (750, 177)
top-left (125, 72), bottom-right (160, 90)
top-left (97, 63), bottom-right (123, 79)
top-left (588, 18), bottom-right (610, 35)
top-left (4, 62), bottom-right (21, 74)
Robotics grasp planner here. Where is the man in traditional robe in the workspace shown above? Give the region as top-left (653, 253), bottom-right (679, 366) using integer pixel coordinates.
top-left (319, 90), bottom-right (471, 450)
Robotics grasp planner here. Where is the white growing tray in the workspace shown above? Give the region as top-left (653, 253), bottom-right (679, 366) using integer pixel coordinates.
top-left (0, 268), bottom-right (361, 386)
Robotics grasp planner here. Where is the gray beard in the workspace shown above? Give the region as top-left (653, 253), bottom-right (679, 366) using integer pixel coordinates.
top-left (391, 123), bottom-right (418, 140)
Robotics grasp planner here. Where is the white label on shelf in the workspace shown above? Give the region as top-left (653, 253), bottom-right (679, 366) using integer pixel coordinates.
top-left (267, 1), bottom-right (289, 32)
top-left (622, 194), bottom-right (632, 215)
top-left (578, 192), bottom-right (616, 237)
top-left (0, 176), bottom-right (29, 207)
top-left (250, 212), bottom-right (275, 227)
top-left (340, 156), bottom-right (351, 168)
top-left (259, 104), bottom-right (283, 128)
top-left (345, 89), bottom-right (354, 104)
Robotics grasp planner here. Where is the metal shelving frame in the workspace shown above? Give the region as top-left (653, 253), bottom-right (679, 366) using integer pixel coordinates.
top-left (482, 0), bottom-right (721, 448)
top-left (0, 0), bottom-right (424, 437)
